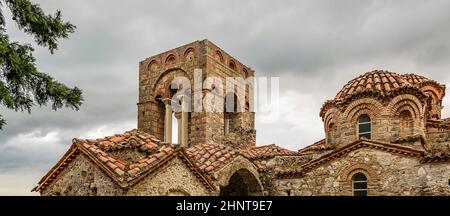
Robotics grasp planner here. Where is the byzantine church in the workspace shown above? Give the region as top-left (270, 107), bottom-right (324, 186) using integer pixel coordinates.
top-left (33, 40), bottom-right (450, 196)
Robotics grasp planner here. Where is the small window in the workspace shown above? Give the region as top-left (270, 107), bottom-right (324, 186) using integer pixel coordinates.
top-left (229, 60), bottom-right (236, 70)
top-left (358, 115), bottom-right (371, 139)
top-left (352, 173), bottom-right (368, 196)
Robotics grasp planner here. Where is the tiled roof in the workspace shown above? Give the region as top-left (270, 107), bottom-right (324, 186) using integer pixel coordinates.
top-left (298, 139), bottom-right (334, 154)
top-left (320, 71), bottom-right (441, 118)
top-left (76, 129), bottom-right (175, 179)
top-left (401, 74), bottom-right (430, 85)
top-left (242, 144), bottom-right (298, 159)
top-left (36, 129), bottom-right (290, 193)
top-left (185, 144), bottom-right (239, 174)
top-left (33, 129), bottom-right (215, 192)
top-left (238, 144), bottom-right (299, 172)
top-left (335, 70), bottom-right (411, 100)
top-left (334, 70), bottom-right (446, 101)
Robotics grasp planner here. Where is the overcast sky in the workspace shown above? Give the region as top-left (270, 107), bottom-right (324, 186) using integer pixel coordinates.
top-left (1, 0), bottom-right (450, 195)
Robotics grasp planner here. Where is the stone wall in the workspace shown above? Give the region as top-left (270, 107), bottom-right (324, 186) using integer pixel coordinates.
top-left (127, 157), bottom-right (211, 195)
top-left (137, 39), bottom-right (256, 148)
top-left (323, 95), bottom-right (427, 148)
top-left (273, 148), bottom-right (450, 196)
top-left (42, 154), bottom-right (123, 196)
top-left (138, 40), bottom-right (202, 141)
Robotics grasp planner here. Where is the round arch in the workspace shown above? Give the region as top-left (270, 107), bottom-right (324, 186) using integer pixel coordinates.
top-left (343, 98), bottom-right (383, 122)
top-left (219, 168), bottom-right (263, 196)
top-left (387, 94), bottom-right (424, 118)
top-left (151, 68), bottom-right (190, 99)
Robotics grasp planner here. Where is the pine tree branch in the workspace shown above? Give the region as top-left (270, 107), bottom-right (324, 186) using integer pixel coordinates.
top-left (0, 1), bottom-right (80, 130)
top-left (0, 30), bottom-right (82, 121)
top-left (4, 0), bottom-right (75, 54)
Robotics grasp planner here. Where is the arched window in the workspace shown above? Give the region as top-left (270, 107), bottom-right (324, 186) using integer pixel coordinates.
top-left (215, 50), bottom-right (224, 63)
top-left (399, 110), bottom-right (414, 137)
top-left (358, 115), bottom-right (371, 139)
top-left (229, 60), bottom-right (236, 70)
top-left (352, 173), bottom-right (368, 196)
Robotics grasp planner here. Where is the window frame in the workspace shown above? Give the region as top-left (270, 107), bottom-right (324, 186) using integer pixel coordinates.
top-left (358, 114), bottom-right (372, 140)
top-left (352, 173), bottom-right (368, 196)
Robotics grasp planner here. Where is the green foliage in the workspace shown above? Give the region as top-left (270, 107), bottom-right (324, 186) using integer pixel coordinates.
top-left (0, 0), bottom-right (81, 129)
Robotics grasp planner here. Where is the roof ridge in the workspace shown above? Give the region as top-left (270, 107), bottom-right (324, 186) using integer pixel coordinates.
top-left (276, 139), bottom-right (425, 178)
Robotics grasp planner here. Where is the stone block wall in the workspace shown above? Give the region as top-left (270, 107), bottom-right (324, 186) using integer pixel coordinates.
top-left (273, 148), bottom-right (450, 196)
top-left (42, 154), bottom-right (123, 196)
top-left (127, 157), bottom-right (212, 196)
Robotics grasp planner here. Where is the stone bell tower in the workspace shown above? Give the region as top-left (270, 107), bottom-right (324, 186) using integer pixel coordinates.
top-left (137, 39), bottom-right (256, 148)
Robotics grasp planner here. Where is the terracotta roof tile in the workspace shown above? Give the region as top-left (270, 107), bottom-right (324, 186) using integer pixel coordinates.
top-left (242, 144), bottom-right (297, 159)
top-left (298, 139), bottom-right (334, 154)
top-left (185, 144), bottom-right (238, 174)
top-left (335, 70), bottom-right (412, 100)
top-left (401, 74), bottom-right (430, 85)
top-left (334, 71), bottom-right (445, 102)
top-left (35, 129), bottom-right (215, 193)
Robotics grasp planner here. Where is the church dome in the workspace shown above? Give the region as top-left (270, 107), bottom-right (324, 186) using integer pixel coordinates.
top-left (333, 70), bottom-right (437, 100)
top-left (320, 70), bottom-right (444, 119)
top-left (401, 73), bottom-right (431, 85)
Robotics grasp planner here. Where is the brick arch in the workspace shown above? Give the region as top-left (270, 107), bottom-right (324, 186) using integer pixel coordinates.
top-left (183, 47), bottom-right (195, 61)
top-left (228, 59), bottom-right (237, 70)
top-left (421, 83), bottom-right (445, 100)
top-left (324, 108), bottom-right (338, 127)
top-left (325, 119), bottom-right (336, 133)
top-left (214, 50), bottom-right (224, 63)
top-left (151, 68), bottom-right (190, 99)
top-left (387, 94), bottom-right (423, 119)
top-left (340, 164), bottom-right (378, 182)
top-left (424, 89), bottom-right (439, 101)
top-left (342, 98), bottom-right (384, 122)
top-left (424, 89), bottom-right (441, 110)
top-left (164, 53), bottom-right (178, 65)
top-left (324, 108), bottom-right (338, 144)
top-left (147, 59), bottom-right (160, 72)
top-left (394, 103), bottom-right (419, 120)
top-left (343, 98), bottom-right (383, 122)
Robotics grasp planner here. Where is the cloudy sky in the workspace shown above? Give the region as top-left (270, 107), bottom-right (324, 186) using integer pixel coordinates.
top-left (1, 0), bottom-right (450, 195)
